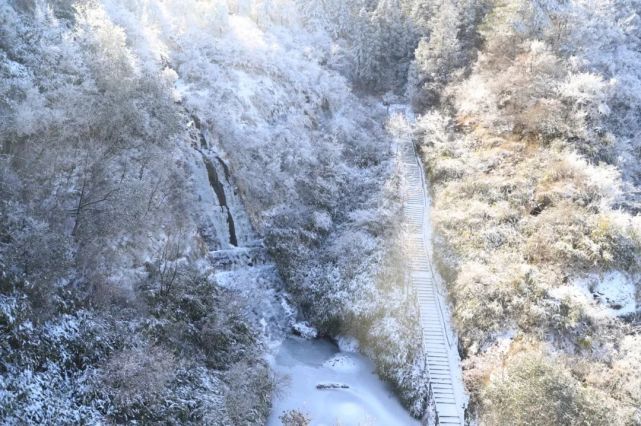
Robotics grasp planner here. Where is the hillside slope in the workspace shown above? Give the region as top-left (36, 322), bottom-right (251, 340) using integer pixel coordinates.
top-left (409, 0), bottom-right (641, 423)
top-left (0, 0), bottom-right (427, 422)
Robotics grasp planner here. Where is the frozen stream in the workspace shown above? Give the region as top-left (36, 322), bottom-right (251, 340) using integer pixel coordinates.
top-left (267, 337), bottom-right (419, 426)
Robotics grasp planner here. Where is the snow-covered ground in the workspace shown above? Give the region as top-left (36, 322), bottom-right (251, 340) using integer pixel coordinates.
top-left (550, 271), bottom-right (639, 318)
top-left (267, 337), bottom-right (420, 426)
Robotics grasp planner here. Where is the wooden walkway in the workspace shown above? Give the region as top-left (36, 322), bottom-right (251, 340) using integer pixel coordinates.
top-left (391, 105), bottom-right (466, 425)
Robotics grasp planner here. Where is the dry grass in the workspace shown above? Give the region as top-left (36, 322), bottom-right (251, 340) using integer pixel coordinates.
top-left (417, 111), bottom-right (641, 423)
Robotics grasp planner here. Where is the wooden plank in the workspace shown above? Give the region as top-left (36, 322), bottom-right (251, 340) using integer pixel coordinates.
top-left (398, 134), bottom-right (464, 425)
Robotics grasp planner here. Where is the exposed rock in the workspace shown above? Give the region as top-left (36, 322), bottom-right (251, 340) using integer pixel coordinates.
top-left (316, 383), bottom-right (349, 390)
top-left (292, 321), bottom-right (318, 339)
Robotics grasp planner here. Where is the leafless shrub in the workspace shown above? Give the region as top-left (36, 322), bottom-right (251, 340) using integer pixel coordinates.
top-left (102, 344), bottom-right (176, 418)
top-left (481, 346), bottom-right (621, 426)
top-left (224, 360), bottom-right (275, 425)
top-left (279, 409), bottom-right (311, 426)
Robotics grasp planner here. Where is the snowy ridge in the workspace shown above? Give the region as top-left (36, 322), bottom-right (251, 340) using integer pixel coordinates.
top-left (391, 105), bottom-right (466, 425)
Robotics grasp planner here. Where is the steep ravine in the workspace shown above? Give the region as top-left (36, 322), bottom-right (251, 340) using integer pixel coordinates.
top-left (188, 110), bottom-right (418, 424)
top-left (156, 6), bottom-right (428, 422)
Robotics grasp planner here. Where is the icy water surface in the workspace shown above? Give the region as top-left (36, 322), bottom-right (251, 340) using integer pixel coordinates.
top-left (267, 337), bottom-right (419, 426)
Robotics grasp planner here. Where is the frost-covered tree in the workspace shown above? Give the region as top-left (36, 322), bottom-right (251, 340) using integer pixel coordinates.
top-left (298, 0), bottom-right (419, 91)
top-left (409, 0), bottom-right (462, 108)
top-left (2, 0), bottom-right (432, 422)
top-left (1, 2), bottom-right (275, 423)
top-left (406, 0), bottom-right (484, 110)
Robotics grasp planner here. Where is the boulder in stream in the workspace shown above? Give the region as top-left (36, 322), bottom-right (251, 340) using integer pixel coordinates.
top-left (292, 321), bottom-right (318, 339)
top-left (316, 383), bottom-right (349, 390)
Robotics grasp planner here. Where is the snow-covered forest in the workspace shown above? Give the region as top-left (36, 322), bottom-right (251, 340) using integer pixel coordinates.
top-left (1, 0), bottom-right (640, 424)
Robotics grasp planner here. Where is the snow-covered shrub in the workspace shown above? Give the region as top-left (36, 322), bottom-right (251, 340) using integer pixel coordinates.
top-left (412, 0), bottom-right (641, 422)
top-left (0, 274), bottom-right (112, 424)
top-left (224, 360), bottom-right (275, 425)
top-left (480, 346), bottom-right (621, 425)
top-left (139, 265), bottom-right (263, 369)
top-left (279, 409), bottom-right (312, 426)
top-left (356, 219), bottom-right (429, 416)
top-left (101, 345), bottom-right (177, 422)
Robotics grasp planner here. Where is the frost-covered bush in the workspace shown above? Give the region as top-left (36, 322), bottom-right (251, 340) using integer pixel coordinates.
top-left (101, 345), bottom-right (177, 422)
top-left (224, 360), bottom-right (275, 425)
top-left (0, 273), bottom-right (112, 424)
top-left (412, 0), bottom-right (641, 423)
top-left (279, 409), bottom-right (312, 425)
top-left (141, 265), bottom-right (262, 370)
top-left (0, 262), bottom-right (270, 424)
top-left (0, 3), bottom-right (273, 424)
top-left (355, 221), bottom-right (429, 416)
top-left (480, 348), bottom-right (619, 426)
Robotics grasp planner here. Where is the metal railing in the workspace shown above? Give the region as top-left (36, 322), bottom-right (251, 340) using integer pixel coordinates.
top-left (393, 105), bottom-right (459, 425)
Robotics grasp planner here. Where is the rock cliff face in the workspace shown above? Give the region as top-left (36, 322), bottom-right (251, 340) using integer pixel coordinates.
top-left (186, 111), bottom-right (292, 346)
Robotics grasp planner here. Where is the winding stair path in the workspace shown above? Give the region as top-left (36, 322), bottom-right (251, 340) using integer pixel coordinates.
top-left (390, 105), bottom-right (466, 426)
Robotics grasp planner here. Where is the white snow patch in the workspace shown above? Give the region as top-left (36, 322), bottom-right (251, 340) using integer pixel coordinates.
top-left (550, 271), bottom-right (638, 318)
top-left (549, 283), bottom-right (594, 307)
top-left (591, 271), bottom-right (638, 316)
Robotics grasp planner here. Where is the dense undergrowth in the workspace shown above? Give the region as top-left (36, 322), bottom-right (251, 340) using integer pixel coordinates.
top-left (1, 2), bottom-right (273, 423)
top-left (3, 0), bottom-right (641, 424)
top-left (410, 0), bottom-right (641, 423)
top-left (1, 0), bottom-right (429, 422)
top-left (0, 264), bottom-right (273, 424)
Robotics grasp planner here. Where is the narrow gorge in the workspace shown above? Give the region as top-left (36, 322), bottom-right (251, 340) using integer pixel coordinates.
top-left (2, 1), bottom-right (640, 425)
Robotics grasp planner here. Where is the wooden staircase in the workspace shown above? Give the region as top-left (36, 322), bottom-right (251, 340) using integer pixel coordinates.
top-left (392, 105), bottom-right (466, 426)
